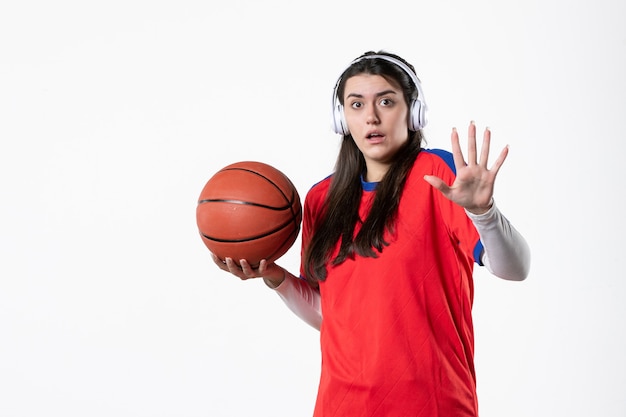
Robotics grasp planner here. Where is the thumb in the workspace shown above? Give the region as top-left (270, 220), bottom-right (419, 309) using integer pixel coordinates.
top-left (423, 175), bottom-right (450, 193)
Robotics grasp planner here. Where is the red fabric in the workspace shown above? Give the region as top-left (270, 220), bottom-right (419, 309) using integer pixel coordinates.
top-left (301, 150), bottom-right (481, 417)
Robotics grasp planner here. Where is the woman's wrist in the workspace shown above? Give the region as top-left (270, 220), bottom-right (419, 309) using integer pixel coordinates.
top-left (466, 198), bottom-right (495, 217)
top-left (263, 267), bottom-right (287, 289)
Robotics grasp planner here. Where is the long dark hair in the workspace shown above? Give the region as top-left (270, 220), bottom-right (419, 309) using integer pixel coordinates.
top-left (303, 51), bottom-right (426, 283)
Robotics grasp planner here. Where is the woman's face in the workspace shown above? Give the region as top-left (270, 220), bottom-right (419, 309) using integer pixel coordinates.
top-left (342, 73), bottom-right (410, 182)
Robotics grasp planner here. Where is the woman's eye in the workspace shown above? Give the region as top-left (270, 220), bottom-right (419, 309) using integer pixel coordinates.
top-left (380, 98), bottom-right (393, 106)
top-left (350, 101), bottom-right (362, 109)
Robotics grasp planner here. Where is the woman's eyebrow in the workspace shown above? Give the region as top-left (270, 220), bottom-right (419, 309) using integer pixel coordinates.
top-left (346, 89), bottom-right (398, 99)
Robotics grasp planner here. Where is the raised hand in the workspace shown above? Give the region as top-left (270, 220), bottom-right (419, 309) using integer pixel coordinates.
top-left (423, 121), bottom-right (508, 214)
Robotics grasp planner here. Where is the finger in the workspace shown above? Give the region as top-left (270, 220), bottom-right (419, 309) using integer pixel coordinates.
top-left (258, 259), bottom-right (269, 275)
top-left (479, 127), bottom-right (491, 168)
top-left (239, 259), bottom-right (256, 278)
top-left (211, 252), bottom-right (224, 265)
top-left (424, 174), bottom-right (451, 195)
top-left (489, 145), bottom-right (509, 176)
top-left (224, 257), bottom-right (239, 272)
top-left (467, 121), bottom-right (477, 165)
top-left (450, 127), bottom-right (465, 169)
top-left (211, 253), bottom-right (230, 271)
top-left (225, 257), bottom-right (248, 279)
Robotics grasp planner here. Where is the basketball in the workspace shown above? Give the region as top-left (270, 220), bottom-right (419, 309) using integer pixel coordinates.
top-left (196, 161), bottom-right (302, 268)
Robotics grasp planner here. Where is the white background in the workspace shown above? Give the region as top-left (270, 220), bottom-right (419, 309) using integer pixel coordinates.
top-left (1, 0), bottom-right (625, 416)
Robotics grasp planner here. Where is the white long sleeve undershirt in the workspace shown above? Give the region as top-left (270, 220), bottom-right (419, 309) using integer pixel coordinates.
top-left (270, 200), bottom-right (530, 330)
top-left (466, 200), bottom-right (531, 281)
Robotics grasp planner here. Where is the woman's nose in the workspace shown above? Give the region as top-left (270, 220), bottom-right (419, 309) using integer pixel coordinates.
top-left (366, 107), bottom-right (380, 124)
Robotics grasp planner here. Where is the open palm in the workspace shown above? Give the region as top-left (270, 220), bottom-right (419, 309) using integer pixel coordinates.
top-left (424, 121), bottom-right (509, 215)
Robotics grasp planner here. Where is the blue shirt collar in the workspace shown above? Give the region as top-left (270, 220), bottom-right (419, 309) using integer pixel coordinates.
top-left (361, 175), bottom-right (378, 192)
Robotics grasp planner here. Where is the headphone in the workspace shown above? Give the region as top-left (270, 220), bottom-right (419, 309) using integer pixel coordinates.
top-left (331, 54), bottom-right (428, 135)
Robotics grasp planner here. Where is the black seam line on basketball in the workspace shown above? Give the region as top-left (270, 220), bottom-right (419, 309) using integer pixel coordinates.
top-left (262, 229), bottom-right (299, 263)
top-left (197, 199), bottom-right (291, 211)
top-left (285, 183), bottom-right (300, 230)
top-left (217, 168), bottom-right (300, 223)
top-left (221, 167), bottom-right (292, 204)
top-left (208, 167), bottom-right (301, 238)
top-left (200, 217), bottom-right (297, 243)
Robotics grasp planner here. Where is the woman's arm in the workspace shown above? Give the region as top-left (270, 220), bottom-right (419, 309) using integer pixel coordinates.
top-left (211, 254), bottom-right (322, 329)
top-left (466, 200), bottom-right (530, 281)
top-left (264, 271), bottom-right (322, 330)
top-left (423, 122), bottom-right (530, 280)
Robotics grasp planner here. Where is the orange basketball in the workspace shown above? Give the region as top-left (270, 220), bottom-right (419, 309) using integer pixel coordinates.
top-left (196, 161), bottom-right (302, 268)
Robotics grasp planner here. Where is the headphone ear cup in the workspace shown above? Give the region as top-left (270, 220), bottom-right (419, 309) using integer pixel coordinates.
top-left (410, 99), bottom-right (426, 131)
top-left (332, 104), bottom-right (349, 135)
top-left (409, 99), bottom-right (420, 131)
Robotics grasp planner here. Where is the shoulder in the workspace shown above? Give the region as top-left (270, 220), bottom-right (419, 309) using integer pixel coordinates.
top-left (307, 174), bottom-right (332, 195)
top-left (304, 174), bottom-right (333, 207)
top-left (405, 149), bottom-right (457, 187)
top-left (419, 148), bottom-right (456, 175)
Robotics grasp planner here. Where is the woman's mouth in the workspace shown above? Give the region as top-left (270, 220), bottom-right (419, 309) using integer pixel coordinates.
top-left (366, 132), bottom-right (385, 143)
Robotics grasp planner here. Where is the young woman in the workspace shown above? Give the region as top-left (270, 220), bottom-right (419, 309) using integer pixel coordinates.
top-left (213, 51), bottom-right (531, 417)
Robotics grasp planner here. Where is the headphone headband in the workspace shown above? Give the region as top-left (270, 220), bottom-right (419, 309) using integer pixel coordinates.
top-left (331, 54), bottom-right (428, 135)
